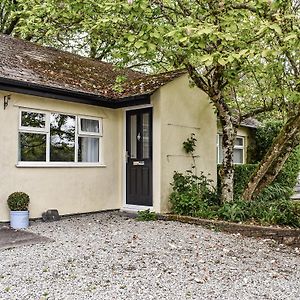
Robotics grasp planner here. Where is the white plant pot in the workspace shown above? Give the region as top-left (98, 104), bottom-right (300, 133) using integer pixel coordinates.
top-left (10, 211), bottom-right (29, 229)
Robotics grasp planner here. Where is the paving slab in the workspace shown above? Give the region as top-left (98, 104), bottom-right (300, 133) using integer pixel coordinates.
top-left (0, 226), bottom-right (53, 250)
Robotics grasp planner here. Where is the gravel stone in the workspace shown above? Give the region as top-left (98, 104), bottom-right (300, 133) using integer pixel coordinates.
top-left (0, 212), bottom-right (299, 300)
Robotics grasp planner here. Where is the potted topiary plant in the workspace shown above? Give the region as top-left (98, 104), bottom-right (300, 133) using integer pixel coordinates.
top-left (7, 192), bottom-right (30, 229)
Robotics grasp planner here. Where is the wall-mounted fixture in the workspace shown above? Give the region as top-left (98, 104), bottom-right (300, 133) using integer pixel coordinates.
top-left (4, 95), bottom-right (11, 110)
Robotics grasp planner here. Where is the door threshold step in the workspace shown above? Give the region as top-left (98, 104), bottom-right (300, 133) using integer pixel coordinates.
top-left (121, 207), bottom-right (154, 214)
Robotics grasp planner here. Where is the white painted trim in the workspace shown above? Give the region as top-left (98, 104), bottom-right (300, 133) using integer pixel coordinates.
top-left (123, 104), bottom-right (153, 111)
top-left (122, 104), bottom-right (154, 210)
top-left (122, 205), bottom-right (154, 212)
top-left (16, 162), bottom-right (106, 168)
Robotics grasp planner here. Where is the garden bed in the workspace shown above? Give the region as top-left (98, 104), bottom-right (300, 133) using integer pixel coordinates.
top-left (162, 214), bottom-right (300, 247)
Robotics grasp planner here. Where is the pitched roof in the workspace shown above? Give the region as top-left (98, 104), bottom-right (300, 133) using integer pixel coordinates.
top-left (241, 117), bottom-right (261, 129)
top-left (0, 34), bottom-right (185, 105)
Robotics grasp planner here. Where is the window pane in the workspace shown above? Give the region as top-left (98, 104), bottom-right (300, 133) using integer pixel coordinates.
top-left (233, 149), bottom-right (244, 164)
top-left (78, 137), bottom-right (99, 162)
top-left (19, 132), bottom-right (46, 161)
top-left (235, 137), bottom-right (244, 146)
top-left (80, 119), bottom-right (99, 133)
top-left (21, 111), bottom-right (45, 128)
top-left (142, 113), bottom-right (150, 159)
top-left (50, 113), bottom-right (75, 162)
top-left (219, 147), bottom-right (224, 164)
top-left (219, 135), bottom-right (223, 147)
top-left (130, 115), bottom-right (137, 159)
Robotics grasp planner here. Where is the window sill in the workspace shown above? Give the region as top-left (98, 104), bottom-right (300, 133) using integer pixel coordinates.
top-left (16, 162), bottom-right (107, 168)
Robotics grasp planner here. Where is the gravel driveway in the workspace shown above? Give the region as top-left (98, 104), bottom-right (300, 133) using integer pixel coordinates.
top-left (0, 212), bottom-right (299, 300)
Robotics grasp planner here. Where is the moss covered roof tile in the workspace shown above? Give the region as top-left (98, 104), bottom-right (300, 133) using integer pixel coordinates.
top-left (0, 34), bottom-right (185, 101)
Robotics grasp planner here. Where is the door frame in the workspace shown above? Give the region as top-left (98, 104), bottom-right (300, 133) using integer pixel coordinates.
top-left (122, 104), bottom-right (154, 211)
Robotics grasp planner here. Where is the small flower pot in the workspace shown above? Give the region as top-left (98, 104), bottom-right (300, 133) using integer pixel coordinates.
top-left (10, 211), bottom-right (29, 229)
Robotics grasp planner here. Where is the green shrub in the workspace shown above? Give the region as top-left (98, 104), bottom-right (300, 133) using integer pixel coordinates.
top-left (217, 151), bottom-right (300, 201)
top-left (170, 170), bottom-right (300, 227)
top-left (249, 199), bottom-right (300, 227)
top-left (225, 199), bottom-right (300, 227)
top-left (273, 148), bottom-right (300, 191)
top-left (170, 171), bottom-right (218, 216)
top-left (250, 120), bottom-right (283, 163)
top-left (136, 209), bottom-right (157, 221)
top-left (230, 164), bottom-right (257, 197)
top-left (217, 200), bottom-right (250, 222)
top-left (243, 119), bottom-right (300, 200)
top-left (7, 192), bottom-right (30, 211)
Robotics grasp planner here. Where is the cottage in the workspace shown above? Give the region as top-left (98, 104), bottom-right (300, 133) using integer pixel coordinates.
top-left (0, 34), bottom-right (254, 222)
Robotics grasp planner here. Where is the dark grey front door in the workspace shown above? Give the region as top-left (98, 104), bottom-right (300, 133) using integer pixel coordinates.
top-left (126, 108), bottom-right (153, 206)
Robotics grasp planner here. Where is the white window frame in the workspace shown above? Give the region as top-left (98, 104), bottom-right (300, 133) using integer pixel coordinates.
top-left (19, 109), bottom-right (49, 133)
top-left (77, 116), bottom-right (102, 164)
top-left (17, 109), bottom-right (104, 168)
top-left (217, 134), bottom-right (245, 165)
top-left (78, 116), bottom-right (103, 136)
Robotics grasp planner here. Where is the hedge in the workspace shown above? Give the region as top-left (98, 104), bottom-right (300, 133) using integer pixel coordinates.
top-left (217, 147), bottom-right (300, 201)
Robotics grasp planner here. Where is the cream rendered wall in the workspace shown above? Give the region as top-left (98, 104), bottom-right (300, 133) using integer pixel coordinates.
top-left (151, 75), bottom-right (217, 213)
top-left (0, 92), bottom-right (122, 222)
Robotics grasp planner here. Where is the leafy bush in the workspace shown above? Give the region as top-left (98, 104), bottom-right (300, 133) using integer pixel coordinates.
top-left (217, 153), bottom-right (300, 201)
top-left (273, 148), bottom-right (300, 191)
top-left (170, 170), bottom-right (300, 227)
top-left (7, 192), bottom-right (30, 211)
top-left (250, 120), bottom-right (283, 163)
top-left (218, 200), bottom-right (249, 222)
top-left (170, 171), bottom-right (218, 216)
top-left (244, 120), bottom-right (300, 200)
top-left (253, 200), bottom-right (300, 227)
top-left (136, 209), bottom-right (157, 221)
top-left (229, 164), bottom-right (257, 197)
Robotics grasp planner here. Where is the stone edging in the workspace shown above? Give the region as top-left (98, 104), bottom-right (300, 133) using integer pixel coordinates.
top-left (161, 214), bottom-right (300, 247)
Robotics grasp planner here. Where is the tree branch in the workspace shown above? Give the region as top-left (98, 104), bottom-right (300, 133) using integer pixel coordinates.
top-left (240, 104), bottom-right (274, 121)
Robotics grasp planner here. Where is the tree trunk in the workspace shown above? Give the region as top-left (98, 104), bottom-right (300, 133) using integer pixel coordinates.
top-left (252, 135), bottom-right (300, 198)
top-left (243, 113), bottom-right (300, 201)
top-left (185, 65), bottom-right (236, 203)
top-left (215, 96), bottom-right (237, 203)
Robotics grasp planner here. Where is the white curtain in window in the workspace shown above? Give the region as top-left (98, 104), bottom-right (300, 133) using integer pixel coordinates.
top-left (81, 119), bottom-right (99, 133)
top-left (233, 149), bottom-right (243, 164)
top-left (79, 137), bottom-right (99, 162)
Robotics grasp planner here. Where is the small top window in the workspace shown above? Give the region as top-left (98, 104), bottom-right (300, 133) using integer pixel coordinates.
top-left (79, 118), bottom-right (101, 135)
top-left (21, 111), bottom-right (46, 129)
top-left (235, 137), bottom-right (244, 147)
